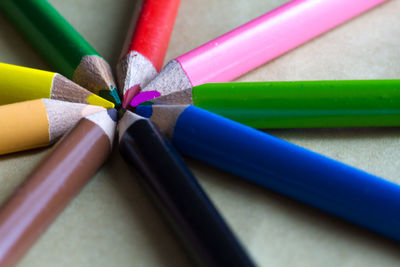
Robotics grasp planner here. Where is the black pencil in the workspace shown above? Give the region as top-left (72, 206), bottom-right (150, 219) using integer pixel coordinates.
top-left (118, 110), bottom-right (255, 267)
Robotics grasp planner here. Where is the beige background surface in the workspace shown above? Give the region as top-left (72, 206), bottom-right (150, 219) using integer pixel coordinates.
top-left (1, 0), bottom-right (400, 266)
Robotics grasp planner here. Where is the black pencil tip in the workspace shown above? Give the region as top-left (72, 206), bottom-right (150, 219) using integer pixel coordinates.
top-left (118, 108), bottom-right (127, 121)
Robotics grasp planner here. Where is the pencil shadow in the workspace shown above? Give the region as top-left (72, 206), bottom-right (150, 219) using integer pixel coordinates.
top-left (262, 126), bottom-right (400, 141)
top-left (103, 0), bottom-right (140, 67)
top-left (0, 146), bottom-right (50, 204)
top-left (102, 145), bottom-right (192, 267)
top-left (0, 14), bottom-right (50, 70)
top-left (184, 157), bottom-right (400, 261)
top-left (0, 146), bottom-right (50, 162)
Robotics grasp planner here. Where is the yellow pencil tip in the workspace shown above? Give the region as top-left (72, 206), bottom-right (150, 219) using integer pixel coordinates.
top-left (87, 94), bottom-right (115, 109)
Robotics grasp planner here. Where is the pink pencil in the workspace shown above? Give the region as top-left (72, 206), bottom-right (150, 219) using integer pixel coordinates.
top-left (130, 0), bottom-right (388, 107)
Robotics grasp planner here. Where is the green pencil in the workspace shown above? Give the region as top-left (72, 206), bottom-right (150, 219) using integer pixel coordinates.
top-left (151, 80), bottom-right (400, 128)
top-left (0, 0), bottom-right (121, 107)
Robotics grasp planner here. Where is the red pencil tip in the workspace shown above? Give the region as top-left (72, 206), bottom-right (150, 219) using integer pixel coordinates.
top-left (122, 85), bottom-right (141, 109)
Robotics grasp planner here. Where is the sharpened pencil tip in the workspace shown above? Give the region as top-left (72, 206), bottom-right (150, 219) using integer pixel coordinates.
top-left (86, 94), bottom-right (115, 109)
top-left (99, 86), bottom-right (122, 108)
top-left (130, 91), bottom-right (160, 107)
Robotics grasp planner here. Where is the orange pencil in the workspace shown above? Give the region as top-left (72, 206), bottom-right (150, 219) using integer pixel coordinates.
top-left (0, 99), bottom-right (105, 155)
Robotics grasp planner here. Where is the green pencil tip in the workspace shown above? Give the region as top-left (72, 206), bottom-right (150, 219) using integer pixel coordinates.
top-left (141, 101), bottom-right (154, 106)
top-left (99, 86), bottom-right (121, 108)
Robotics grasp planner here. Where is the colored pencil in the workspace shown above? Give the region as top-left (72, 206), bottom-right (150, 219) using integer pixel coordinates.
top-left (0, 62), bottom-right (114, 108)
top-left (118, 110), bottom-right (255, 267)
top-left (0, 109), bottom-right (117, 266)
top-left (0, 0), bottom-right (121, 106)
top-left (136, 104), bottom-right (400, 242)
top-left (116, 0), bottom-right (180, 108)
top-left (131, 0), bottom-right (388, 106)
top-left (0, 99), bottom-right (105, 155)
top-left (152, 80), bottom-right (400, 128)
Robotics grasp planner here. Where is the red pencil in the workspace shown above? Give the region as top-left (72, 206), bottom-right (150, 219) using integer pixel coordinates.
top-left (116, 0), bottom-right (181, 108)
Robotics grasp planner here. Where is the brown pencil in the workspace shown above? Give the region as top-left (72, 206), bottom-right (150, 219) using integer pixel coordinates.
top-left (0, 109), bottom-right (117, 266)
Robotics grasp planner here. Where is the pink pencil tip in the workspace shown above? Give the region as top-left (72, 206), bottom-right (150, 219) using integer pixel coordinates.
top-left (130, 91), bottom-right (161, 107)
top-left (122, 85), bottom-right (141, 109)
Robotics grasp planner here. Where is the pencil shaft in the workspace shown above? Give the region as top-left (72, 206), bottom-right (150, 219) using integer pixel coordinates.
top-left (0, 63), bottom-right (115, 108)
top-left (0, 99), bottom-right (104, 155)
top-left (119, 118), bottom-right (254, 267)
top-left (0, 0), bottom-right (97, 78)
top-left (177, 0), bottom-right (388, 86)
top-left (123, 0), bottom-right (180, 71)
top-left (0, 100), bottom-right (49, 154)
top-left (137, 105), bottom-right (400, 242)
top-left (0, 62), bottom-right (53, 104)
top-left (192, 80), bottom-right (400, 128)
top-left (0, 117), bottom-right (113, 266)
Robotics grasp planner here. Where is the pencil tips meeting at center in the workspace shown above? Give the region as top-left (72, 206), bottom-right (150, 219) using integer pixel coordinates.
top-left (99, 85), bottom-right (122, 108)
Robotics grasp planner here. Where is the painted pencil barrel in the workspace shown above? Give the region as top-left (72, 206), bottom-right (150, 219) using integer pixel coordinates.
top-left (0, 62), bottom-right (115, 108)
top-left (193, 80), bottom-right (400, 128)
top-left (0, 100), bottom-right (50, 155)
top-left (0, 99), bottom-right (105, 155)
top-left (139, 105), bottom-right (400, 242)
top-left (0, 62), bottom-right (53, 104)
top-left (126, 0), bottom-right (181, 71)
top-left (177, 0), bottom-right (388, 86)
top-left (0, 0), bottom-right (98, 79)
top-left (117, 0), bottom-right (180, 108)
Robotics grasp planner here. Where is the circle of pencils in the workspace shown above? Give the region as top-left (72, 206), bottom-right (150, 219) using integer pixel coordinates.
top-left (0, 0), bottom-right (399, 266)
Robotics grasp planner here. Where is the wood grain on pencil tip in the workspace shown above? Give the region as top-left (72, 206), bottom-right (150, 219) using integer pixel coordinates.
top-left (0, 109), bottom-right (117, 267)
top-left (0, 0), bottom-right (121, 107)
top-left (116, 0), bottom-right (180, 108)
top-left (0, 99), bottom-right (105, 155)
top-left (0, 62), bottom-right (114, 108)
top-left (130, 0), bottom-right (389, 107)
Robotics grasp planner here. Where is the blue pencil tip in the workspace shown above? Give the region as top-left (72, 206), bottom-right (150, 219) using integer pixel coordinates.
top-left (107, 108), bottom-right (118, 122)
top-left (136, 105), bottom-right (153, 118)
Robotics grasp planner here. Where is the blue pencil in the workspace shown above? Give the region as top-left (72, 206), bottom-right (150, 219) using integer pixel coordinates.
top-left (136, 104), bottom-right (400, 242)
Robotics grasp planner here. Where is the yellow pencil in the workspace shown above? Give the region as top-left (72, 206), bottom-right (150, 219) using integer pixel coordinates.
top-left (0, 99), bottom-right (105, 155)
top-left (0, 63), bottom-right (114, 108)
